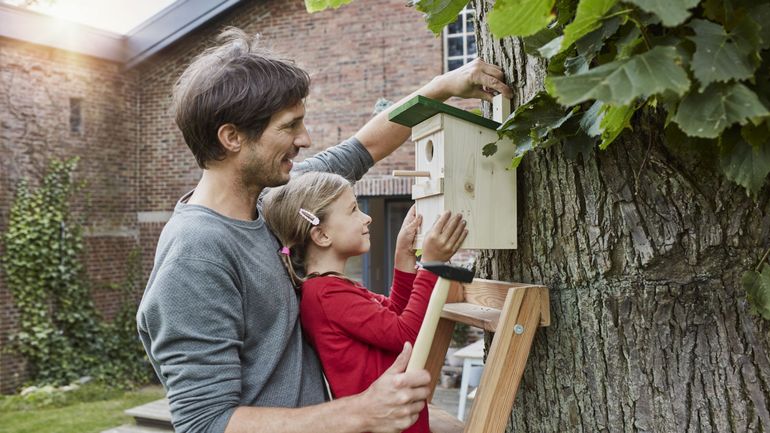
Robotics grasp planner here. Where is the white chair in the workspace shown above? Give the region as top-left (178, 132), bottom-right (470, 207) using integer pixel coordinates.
top-left (452, 339), bottom-right (484, 420)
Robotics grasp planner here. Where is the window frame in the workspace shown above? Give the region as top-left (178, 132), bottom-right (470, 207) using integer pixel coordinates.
top-left (443, 6), bottom-right (477, 72)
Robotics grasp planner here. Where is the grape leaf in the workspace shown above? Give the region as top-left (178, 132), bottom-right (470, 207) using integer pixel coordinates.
top-left (750, 3), bottom-right (770, 49)
top-left (742, 121), bottom-right (770, 147)
top-left (623, 0), bottom-right (700, 27)
top-left (523, 28), bottom-right (561, 56)
top-left (498, 92), bottom-right (576, 168)
top-left (673, 83), bottom-right (770, 139)
top-left (599, 104), bottom-right (635, 149)
top-left (488, 0), bottom-right (556, 38)
top-left (546, 46), bottom-right (690, 106)
top-left (574, 15), bottom-right (622, 57)
top-left (305, 0), bottom-right (354, 12)
top-left (540, 35), bottom-right (566, 58)
top-left (413, 0), bottom-right (471, 35)
top-left (559, 0), bottom-right (619, 54)
top-left (719, 127), bottom-right (770, 197)
top-left (580, 101), bottom-right (605, 137)
top-left (702, 0), bottom-right (754, 25)
top-left (743, 264), bottom-right (770, 320)
top-left (688, 19), bottom-right (758, 90)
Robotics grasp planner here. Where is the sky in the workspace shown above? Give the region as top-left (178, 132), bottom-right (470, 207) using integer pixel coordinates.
top-left (3, 0), bottom-right (177, 34)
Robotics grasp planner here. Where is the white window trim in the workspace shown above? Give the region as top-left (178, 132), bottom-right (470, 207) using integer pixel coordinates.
top-left (443, 6), bottom-right (477, 72)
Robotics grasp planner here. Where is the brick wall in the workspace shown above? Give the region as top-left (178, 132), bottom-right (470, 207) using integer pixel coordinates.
top-left (0, 0), bottom-right (466, 392)
top-left (0, 37), bottom-right (139, 393)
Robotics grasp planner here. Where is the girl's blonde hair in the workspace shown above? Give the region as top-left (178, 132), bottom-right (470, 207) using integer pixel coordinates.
top-left (262, 171), bottom-right (352, 287)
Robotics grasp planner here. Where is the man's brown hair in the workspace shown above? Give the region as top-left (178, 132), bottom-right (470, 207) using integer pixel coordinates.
top-left (172, 27), bottom-right (310, 168)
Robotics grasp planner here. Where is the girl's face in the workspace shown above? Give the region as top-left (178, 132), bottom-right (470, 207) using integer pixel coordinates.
top-left (320, 186), bottom-right (372, 258)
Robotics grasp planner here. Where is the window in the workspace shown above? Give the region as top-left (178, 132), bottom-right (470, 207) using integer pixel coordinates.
top-left (444, 6), bottom-right (477, 72)
top-left (69, 97), bottom-right (82, 133)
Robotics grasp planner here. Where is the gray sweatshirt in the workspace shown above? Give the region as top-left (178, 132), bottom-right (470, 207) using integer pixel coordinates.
top-left (137, 138), bottom-right (374, 433)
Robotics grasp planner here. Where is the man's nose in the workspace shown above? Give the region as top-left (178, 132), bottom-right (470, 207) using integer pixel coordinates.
top-left (295, 125), bottom-right (312, 148)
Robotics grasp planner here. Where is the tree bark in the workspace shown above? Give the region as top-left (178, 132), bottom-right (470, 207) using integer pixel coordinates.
top-left (472, 2), bottom-right (770, 432)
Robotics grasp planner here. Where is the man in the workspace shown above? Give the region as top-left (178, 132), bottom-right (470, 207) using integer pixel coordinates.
top-left (137, 27), bottom-right (511, 433)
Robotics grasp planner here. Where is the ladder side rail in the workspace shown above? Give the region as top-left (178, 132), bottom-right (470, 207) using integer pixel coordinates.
top-left (463, 287), bottom-right (542, 433)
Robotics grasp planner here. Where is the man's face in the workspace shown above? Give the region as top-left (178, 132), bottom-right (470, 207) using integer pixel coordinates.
top-left (239, 101), bottom-right (311, 189)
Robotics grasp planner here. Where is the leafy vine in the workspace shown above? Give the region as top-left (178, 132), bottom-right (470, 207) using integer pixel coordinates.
top-left (2, 158), bottom-right (153, 387)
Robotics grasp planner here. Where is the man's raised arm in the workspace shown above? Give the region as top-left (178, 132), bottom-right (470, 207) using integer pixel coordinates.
top-left (356, 58), bottom-right (513, 163)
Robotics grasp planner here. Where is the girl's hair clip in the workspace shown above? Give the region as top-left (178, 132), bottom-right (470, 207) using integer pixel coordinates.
top-left (280, 247), bottom-right (290, 255)
top-left (299, 208), bottom-right (320, 226)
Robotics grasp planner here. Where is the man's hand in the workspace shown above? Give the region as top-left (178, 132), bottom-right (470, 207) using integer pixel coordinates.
top-left (394, 205), bottom-right (421, 273)
top-left (428, 58), bottom-right (513, 102)
top-left (357, 342), bottom-right (431, 433)
top-left (421, 211), bottom-right (468, 263)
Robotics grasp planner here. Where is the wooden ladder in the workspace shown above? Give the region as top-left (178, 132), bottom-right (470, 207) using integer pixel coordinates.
top-left (426, 278), bottom-right (550, 433)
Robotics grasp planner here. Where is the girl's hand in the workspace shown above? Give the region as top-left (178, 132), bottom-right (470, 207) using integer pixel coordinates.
top-left (394, 205), bottom-right (421, 273)
top-left (421, 211), bottom-right (468, 263)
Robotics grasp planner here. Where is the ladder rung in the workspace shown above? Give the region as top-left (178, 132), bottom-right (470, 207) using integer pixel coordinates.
top-left (442, 302), bottom-right (501, 332)
top-left (428, 404), bottom-right (464, 433)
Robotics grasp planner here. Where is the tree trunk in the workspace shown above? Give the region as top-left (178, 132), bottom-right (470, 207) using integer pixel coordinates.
top-left (473, 2), bottom-right (770, 432)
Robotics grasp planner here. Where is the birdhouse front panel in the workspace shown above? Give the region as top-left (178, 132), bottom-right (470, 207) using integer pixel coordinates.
top-left (389, 96), bottom-right (517, 250)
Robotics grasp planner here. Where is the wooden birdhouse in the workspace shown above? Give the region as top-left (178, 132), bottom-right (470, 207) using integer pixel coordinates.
top-left (389, 95), bottom-right (516, 250)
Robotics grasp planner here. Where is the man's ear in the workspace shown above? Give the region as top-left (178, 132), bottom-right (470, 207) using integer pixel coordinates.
top-left (217, 123), bottom-right (243, 153)
top-left (309, 226), bottom-right (331, 248)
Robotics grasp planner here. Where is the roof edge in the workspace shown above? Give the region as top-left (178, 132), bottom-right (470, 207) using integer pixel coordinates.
top-left (0, 0), bottom-right (244, 67)
top-left (124, 0), bottom-right (243, 69)
top-left (0, 3), bottom-right (125, 62)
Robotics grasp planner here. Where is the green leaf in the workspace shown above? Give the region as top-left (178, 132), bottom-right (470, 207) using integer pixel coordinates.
top-left (599, 103), bottom-right (636, 149)
top-left (546, 46), bottom-right (690, 106)
top-left (559, 0), bottom-right (619, 54)
top-left (742, 121), bottom-right (770, 147)
top-left (702, 0), bottom-right (755, 25)
top-left (498, 92), bottom-right (575, 166)
top-left (483, 141), bottom-right (499, 156)
top-left (578, 100), bottom-right (638, 149)
top-left (304, 0), bottom-right (355, 12)
top-left (743, 264), bottom-right (770, 320)
top-left (673, 83), bottom-right (770, 139)
top-left (750, 3), bottom-right (770, 49)
top-left (539, 35), bottom-right (566, 58)
top-left (523, 28), bottom-right (561, 56)
top-left (613, 25), bottom-right (643, 59)
top-left (575, 15), bottom-right (623, 57)
top-left (413, 0), bottom-right (470, 35)
top-left (688, 19), bottom-right (758, 90)
top-left (623, 0), bottom-right (699, 27)
top-left (488, 0), bottom-right (556, 38)
top-left (580, 101), bottom-right (605, 137)
top-left (719, 127), bottom-right (770, 196)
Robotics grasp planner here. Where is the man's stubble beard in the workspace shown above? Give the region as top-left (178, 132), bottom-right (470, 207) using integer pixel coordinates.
top-left (239, 146), bottom-right (288, 193)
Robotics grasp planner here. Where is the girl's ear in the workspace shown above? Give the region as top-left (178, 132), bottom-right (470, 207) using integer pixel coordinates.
top-left (309, 226), bottom-right (332, 248)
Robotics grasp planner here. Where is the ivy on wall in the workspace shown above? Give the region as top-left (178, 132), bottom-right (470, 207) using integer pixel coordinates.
top-left (2, 158), bottom-right (153, 387)
top-left (306, 0), bottom-right (770, 315)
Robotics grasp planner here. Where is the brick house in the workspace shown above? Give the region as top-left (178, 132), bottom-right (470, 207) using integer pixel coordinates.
top-left (0, 0), bottom-right (479, 392)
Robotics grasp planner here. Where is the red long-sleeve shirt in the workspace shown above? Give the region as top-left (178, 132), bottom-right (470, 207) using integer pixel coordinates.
top-left (300, 268), bottom-right (438, 433)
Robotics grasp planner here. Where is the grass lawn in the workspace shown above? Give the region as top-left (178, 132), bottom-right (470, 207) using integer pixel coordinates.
top-left (1, 385), bottom-right (166, 433)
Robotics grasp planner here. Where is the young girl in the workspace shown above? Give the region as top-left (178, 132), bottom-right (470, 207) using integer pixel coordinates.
top-left (263, 171), bottom-right (468, 433)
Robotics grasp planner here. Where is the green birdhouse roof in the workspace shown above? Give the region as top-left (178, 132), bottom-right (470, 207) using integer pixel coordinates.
top-left (388, 95), bottom-right (500, 130)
